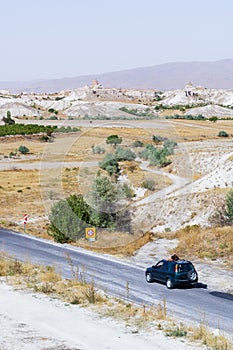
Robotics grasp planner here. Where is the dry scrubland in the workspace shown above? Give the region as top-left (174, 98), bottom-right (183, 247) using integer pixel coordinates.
top-left (0, 119), bottom-right (233, 349)
top-left (0, 120), bottom-right (233, 261)
top-left (0, 254), bottom-right (232, 350)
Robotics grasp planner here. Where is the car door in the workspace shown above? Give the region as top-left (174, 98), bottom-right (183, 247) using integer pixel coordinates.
top-left (151, 260), bottom-right (166, 281)
top-left (158, 261), bottom-right (169, 282)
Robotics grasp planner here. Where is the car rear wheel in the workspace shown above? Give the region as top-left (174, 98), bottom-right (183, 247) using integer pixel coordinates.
top-left (146, 272), bottom-right (153, 283)
top-left (187, 270), bottom-right (197, 282)
top-left (166, 278), bottom-right (174, 289)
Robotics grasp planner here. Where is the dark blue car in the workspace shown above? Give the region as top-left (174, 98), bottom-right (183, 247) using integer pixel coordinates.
top-left (145, 259), bottom-right (198, 289)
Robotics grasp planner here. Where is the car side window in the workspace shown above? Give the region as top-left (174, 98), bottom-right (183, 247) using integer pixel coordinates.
top-left (156, 261), bottom-right (164, 268)
top-left (160, 261), bottom-right (168, 271)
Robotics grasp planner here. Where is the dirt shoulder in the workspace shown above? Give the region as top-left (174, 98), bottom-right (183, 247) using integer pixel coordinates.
top-left (0, 282), bottom-right (206, 350)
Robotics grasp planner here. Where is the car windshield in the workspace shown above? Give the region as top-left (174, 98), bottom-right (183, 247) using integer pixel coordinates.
top-left (176, 263), bottom-right (193, 272)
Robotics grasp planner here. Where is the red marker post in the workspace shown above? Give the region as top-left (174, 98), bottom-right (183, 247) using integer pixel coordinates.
top-left (24, 214), bottom-right (28, 233)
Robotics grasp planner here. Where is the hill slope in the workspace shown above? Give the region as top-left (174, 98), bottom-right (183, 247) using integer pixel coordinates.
top-left (1, 59), bottom-right (233, 93)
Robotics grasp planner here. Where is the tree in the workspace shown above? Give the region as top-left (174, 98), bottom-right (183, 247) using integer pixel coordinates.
top-left (106, 134), bottom-right (122, 148)
top-left (3, 111), bottom-right (15, 125)
top-left (209, 116), bottom-right (218, 123)
top-left (99, 153), bottom-right (119, 176)
top-left (18, 145), bottom-right (29, 154)
top-left (91, 174), bottom-right (118, 207)
top-left (90, 174), bottom-right (118, 229)
top-left (115, 146), bottom-right (136, 161)
top-left (90, 174), bottom-right (132, 232)
top-left (48, 194), bottom-right (91, 243)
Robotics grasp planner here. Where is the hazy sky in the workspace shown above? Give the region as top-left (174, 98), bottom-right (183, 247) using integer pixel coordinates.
top-left (1, 0), bottom-right (232, 81)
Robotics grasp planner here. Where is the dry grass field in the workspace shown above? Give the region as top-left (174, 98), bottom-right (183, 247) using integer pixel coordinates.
top-left (0, 169), bottom-right (49, 236)
top-left (170, 225), bottom-right (233, 265)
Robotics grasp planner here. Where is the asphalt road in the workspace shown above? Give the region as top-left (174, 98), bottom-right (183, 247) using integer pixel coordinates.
top-left (0, 228), bottom-right (232, 335)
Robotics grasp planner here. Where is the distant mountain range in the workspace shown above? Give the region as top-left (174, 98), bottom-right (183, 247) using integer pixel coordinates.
top-left (1, 59), bottom-right (233, 93)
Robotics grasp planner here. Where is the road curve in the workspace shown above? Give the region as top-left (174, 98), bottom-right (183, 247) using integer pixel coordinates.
top-left (134, 161), bottom-right (191, 206)
top-left (0, 228), bottom-right (232, 335)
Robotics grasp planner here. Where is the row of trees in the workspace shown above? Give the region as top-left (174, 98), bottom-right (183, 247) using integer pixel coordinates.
top-left (119, 106), bottom-right (155, 117)
top-left (139, 140), bottom-right (177, 167)
top-left (0, 124), bottom-right (80, 138)
top-left (0, 123), bottom-right (57, 137)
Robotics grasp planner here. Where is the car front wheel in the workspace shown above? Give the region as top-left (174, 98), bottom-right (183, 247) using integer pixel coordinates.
top-left (146, 272), bottom-right (153, 283)
top-left (166, 278), bottom-right (174, 289)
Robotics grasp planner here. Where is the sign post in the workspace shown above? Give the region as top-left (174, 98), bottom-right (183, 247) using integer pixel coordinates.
top-left (85, 227), bottom-right (96, 242)
top-left (24, 214), bottom-right (28, 233)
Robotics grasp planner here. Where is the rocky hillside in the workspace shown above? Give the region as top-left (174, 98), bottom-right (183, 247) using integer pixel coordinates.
top-left (1, 82), bottom-right (233, 120)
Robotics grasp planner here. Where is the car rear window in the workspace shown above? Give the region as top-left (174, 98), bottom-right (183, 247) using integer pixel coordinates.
top-left (176, 263), bottom-right (193, 272)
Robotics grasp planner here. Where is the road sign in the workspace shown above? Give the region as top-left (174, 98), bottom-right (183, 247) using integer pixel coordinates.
top-left (24, 214), bottom-right (28, 225)
top-left (24, 214), bottom-right (28, 233)
top-left (85, 227), bottom-right (96, 241)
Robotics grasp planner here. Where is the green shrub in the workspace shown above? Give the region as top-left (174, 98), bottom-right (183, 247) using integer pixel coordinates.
top-left (209, 116), bottom-right (218, 122)
top-left (99, 153), bottom-right (120, 176)
top-left (141, 179), bottom-right (156, 190)
top-left (163, 139), bottom-right (177, 155)
top-left (119, 183), bottom-right (135, 198)
top-left (48, 195), bottom-right (91, 243)
top-left (165, 326), bottom-right (187, 337)
top-left (93, 146), bottom-right (105, 154)
top-left (40, 135), bottom-right (49, 142)
top-left (48, 108), bottom-right (56, 113)
top-left (132, 140), bottom-right (144, 147)
top-left (18, 145), bottom-right (29, 154)
top-left (115, 146), bottom-right (136, 161)
top-left (48, 115), bottom-right (58, 120)
top-left (152, 135), bottom-right (168, 143)
top-left (55, 126), bottom-right (80, 133)
top-left (139, 140), bottom-right (176, 167)
top-left (218, 130), bottom-right (229, 137)
top-left (9, 151), bottom-right (17, 158)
